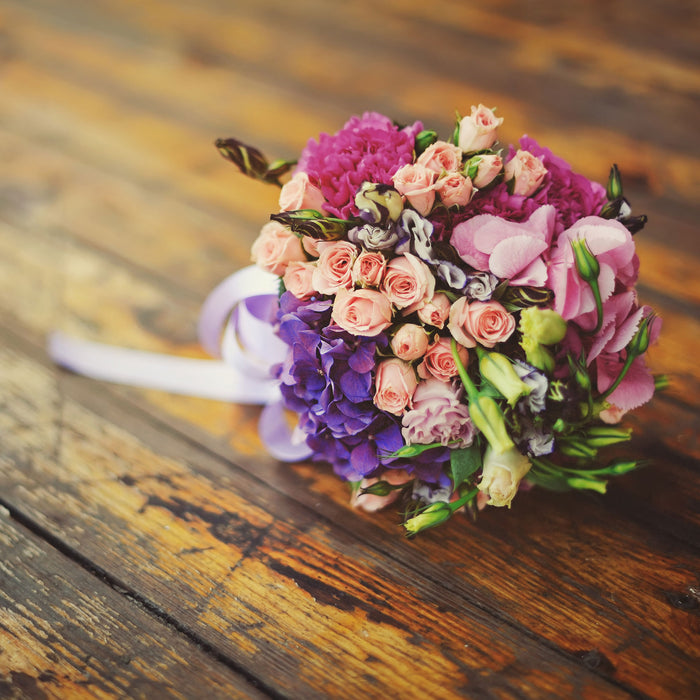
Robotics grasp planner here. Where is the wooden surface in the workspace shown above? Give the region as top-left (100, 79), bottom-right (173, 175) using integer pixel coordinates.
top-left (1, 1), bottom-right (699, 697)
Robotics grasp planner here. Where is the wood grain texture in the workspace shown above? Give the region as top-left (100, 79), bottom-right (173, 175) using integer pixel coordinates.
top-left (0, 0), bottom-right (699, 697)
top-left (0, 510), bottom-right (269, 699)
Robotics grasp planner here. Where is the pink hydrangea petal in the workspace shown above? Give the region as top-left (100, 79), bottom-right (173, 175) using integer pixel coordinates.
top-left (597, 355), bottom-right (655, 411)
top-left (587, 322), bottom-right (616, 364)
top-left (608, 305), bottom-right (645, 353)
top-left (489, 235), bottom-right (548, 281)
top-left (450, 220), bottom-right (491, 270)
top-left (510, 257), bottom-right (548, 287)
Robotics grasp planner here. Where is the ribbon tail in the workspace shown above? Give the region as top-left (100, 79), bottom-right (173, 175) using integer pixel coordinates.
top-left (259, 399), bottom-right (313, 461)
top-left (48, 331), bottom-right (280, 404)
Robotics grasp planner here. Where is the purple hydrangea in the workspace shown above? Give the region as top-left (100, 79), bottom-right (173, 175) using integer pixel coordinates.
top-left (296, 112), bottom-right (423, 220)
top-left (275, 291), bottom-right (449, 483)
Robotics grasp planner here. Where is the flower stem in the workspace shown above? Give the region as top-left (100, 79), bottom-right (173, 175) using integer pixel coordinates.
top-left (600, 352), bottom-right (635, 400)
top-left (450, 338), bottom-right (478, 402)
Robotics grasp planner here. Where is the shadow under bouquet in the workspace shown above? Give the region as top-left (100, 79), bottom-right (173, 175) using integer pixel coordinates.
top-left (217, 105), bottom-right (662, 534)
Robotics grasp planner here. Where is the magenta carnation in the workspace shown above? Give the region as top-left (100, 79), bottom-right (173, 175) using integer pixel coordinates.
top-left (296, 112), bottom-right (423, 219)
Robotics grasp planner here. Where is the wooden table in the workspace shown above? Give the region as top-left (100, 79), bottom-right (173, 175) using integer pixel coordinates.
top-left (1, 1), bottom-right (698, 697)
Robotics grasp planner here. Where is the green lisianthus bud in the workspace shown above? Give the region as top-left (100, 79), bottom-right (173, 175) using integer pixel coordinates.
top-left (654, 374), bottom-right (669, 391)
top-left (607, 459), bottom-right (644, 476)
top-left (469, 395), bottom-right (515, 455)
top-left (414, 129), bottom-right (438, 155)
top-left (403, 502), bottom-right (452, 535)
top-left (559, 440), bottom-right (598, 460)
top-left (584, 426), bottom-right (632, 447)
top-left (627, 312), bottom-right (657, 358)
top-left (477, 348), bottom-right (531, 407)
top-left (215, 137), bottom-right (269, 179)
top-left (519, 307), bottom-right (567, 346)
top-left (360, 480), bottom-right (398, 497)
top-left (567, 477), bottom-right (607, 494)
top-left (354, 182), bottom-right (404, 225)
top-left (567, 354), bottom-right (592, 392)
top-left (606, 164), bottom-right (623, 201)
top-left (270, 210), bottom-right (350, 241)
top-left (571, 237), bottom-right (600, 283)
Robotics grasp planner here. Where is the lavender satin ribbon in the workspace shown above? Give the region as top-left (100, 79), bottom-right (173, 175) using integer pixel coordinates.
top-left (48, 265), bottom-right (311, 462)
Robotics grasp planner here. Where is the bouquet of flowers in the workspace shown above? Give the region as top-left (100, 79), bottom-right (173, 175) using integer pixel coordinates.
top-left (214, 104), bottom-right (663, 534)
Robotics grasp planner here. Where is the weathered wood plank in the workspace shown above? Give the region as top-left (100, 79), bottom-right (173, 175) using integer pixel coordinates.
top-left (1, 330), bottom-right (699, 699)
top-left (0, 342), bottom-right (645, 699)
top-left (1, 0), bottom-right (699, 211)
top-left (0, 1), bottom-right (698, 698)
top-left (0, 510), bottom-right (270, 699)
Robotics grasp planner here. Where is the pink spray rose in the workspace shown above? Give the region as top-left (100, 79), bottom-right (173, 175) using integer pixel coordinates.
top-left (279, 172), bottom-right (326, 212)
top-left (374, 358), bottom-right (418, 415)
top-left (352, 250), bottom-right (387, 287)
top-left (416, 140), bottom-right (463, 175)
top-left (417, 292), bottom-right (451, 329)
top-left (401, 378), bottom-right (475, 448)
top-left (251, 221), bottom-right (307, 276)
top-left (471, 153), bottom-right (503, 188)
top-left (283, 261), bottom-right (316, 300)
top-left (312, 240), bottom-right (358, 295)
top-left (392, 163), bottom-right (438, 216)
top-left (352, 469), bottom-right (412, 512)
top-left (381, 253), bottom-right (435, 310)
top-left (450, 205), bottom-right (556, 287)
top-left (546, 216), bottom-right (638, 323)
top-left (448, 298), bottom-right (516, 348)
top-left (301, 235), bottom-right (321, 258)
top-left (458, 104), bottom-right (503, 152)
top-left (390, 323), bottom-right (430, 361)
top-left (331, 288), bottom-right (393, 337)
top-left (504, 150), bottom-right (548, 196)
top-left (436, 173), bottom-right (474, 208)
top-left (417, 337), bottom-right (469, 382)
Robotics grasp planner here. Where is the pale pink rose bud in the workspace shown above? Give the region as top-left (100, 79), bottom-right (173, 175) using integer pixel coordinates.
top-left (417, 337), bottom-right (468, 382)
top-left (448, 297), bottom-right (516, 348)
top-left (279, 172), bottom-right (326, 212)
top-left (331, 288), bottom-right (393, 337)
top-left (392, 163), bottom-right (438, 216)
top-left (374, 358), bottom-right (418, 415)
top-left (458, 104), bottom-right (503, 152)
top-left (312, 240), bottom-right (358, 294)
top-left (436, 173), bottom-right (474, 208)
top-left (283, 261), bottom-right (316, 300)
top-left (302, 235), bottom-right (321, 258)
top-left (417, 292), bottom-right (451, 328)
top-left (416, 140), bottom-right (463, 175)
top-left (251, 221), bottom-right (306, 276)
top-left (504, 150), bottom-right (548, 196)
top-left (381, 253), bottom-right (435, 310)
top-left (390, 323), bottom-right (430, 361)
top-left (352, 469), bottom-right (412, 513)
top-left (472, 154), bottom-right (503, 188)
top-left (352, 250), bottom-right (387, 287)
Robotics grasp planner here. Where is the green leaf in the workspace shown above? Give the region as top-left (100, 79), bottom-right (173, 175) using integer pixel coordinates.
top-left (450, 443), bottom-right (482, 488)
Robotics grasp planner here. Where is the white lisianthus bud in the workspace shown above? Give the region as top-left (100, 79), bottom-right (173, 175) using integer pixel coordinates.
top-left (478, 445), bottom-right (531, 508)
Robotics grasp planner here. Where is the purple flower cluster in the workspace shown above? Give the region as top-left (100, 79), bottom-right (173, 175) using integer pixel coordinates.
top-left (296, 112), bottom-right (423, 220)
top-left (275, 291), bottom-right (449, 482)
